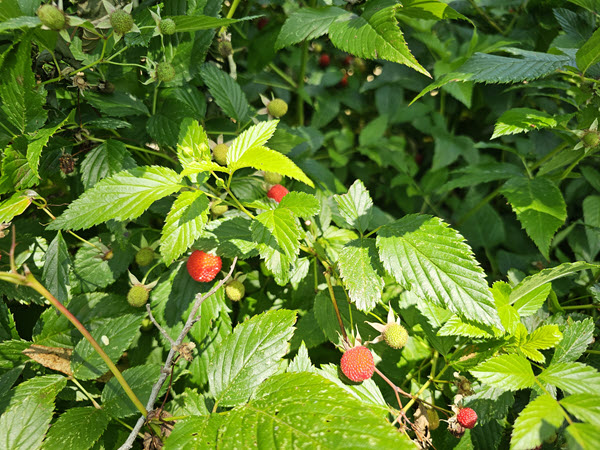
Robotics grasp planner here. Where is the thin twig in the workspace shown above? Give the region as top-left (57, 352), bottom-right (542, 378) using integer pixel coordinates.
top-left (119, 257), bottom-right (238, 450)
top-left (146, 304), bottom-right (175, 346)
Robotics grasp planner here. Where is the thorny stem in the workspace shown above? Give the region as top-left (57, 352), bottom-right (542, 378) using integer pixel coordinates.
top-left (323, 270), bottom-right (348, 343)
top-left (119, 258), bottom-right (238, 450)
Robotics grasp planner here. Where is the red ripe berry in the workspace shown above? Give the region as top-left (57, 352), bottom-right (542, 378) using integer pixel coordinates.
top-left (186, 250), bottom-right (222, 282)
top-left (257, 17), bottom-right (269, 30)
top-left (319, 54), bottom-right (330, 68)
top-left (267, 184), bottom-right (289, 203)
top-left (343, 55), bottom-right (354, 67)
top-left (340, 346), bottom-right (375, 382)
top-left (457, 408), bottom-right (478, 429)
top-left (338, 73), bottom-right (348, 88)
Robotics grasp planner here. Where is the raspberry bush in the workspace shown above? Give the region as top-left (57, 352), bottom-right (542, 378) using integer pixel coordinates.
top-left (1, 1), bottom-right (600, 449)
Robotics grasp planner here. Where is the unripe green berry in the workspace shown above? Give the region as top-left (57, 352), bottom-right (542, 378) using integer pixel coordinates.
top-left (159, 18), bottom-right (176, 35)
top-left (38, 4), bottom-right (67, 31)
top-left (583, 131), bottom-right (600, 149)
top-left (264, 171), bottom-right (282, 184)
top-left (127, 285), bottom-right (149, 307)
top-left (110, 10), bottom-right (133, 35)
top-left (218, 41), bottom-right (233, 58)
top-left (135, 247), bottom-right (154, 266)
top-left (213, 144), bottom-right (228, 165)
top-left (225, 280), bottom-right (245, 301)
top-left (156, 62), bottom-right (176, 82)
top-left (140, 317), bottom-right (153, 331)
top-left (267, 98), bottom-right (288, 118)
top-left (211, 201), bottom-right (228, 216)
top-left (383, 323), bottom-right (408, 349)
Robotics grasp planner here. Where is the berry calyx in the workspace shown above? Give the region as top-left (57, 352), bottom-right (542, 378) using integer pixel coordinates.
top-left (110, 10), bottom-right (134, 35)
top-left (456, 407), bottom-right (477, 429)
top-left (135, 247), bottom-right (155, 266)
top-left (319, 54), bottom-right (330, 68)
top-left (383, 323), bottom-right (408, 349)
top-left (156, 62), bottom-right (176, 82)
top-left (267, 184), bottom-right (289, 203)
top-left (225, 280), bottom-right (245, 301)
top-left (37, 5), bottom-right (67, 31)
top-left (127, 285), bottom-right (149, 308)
top-left (340, 346), bottom-right (375, 382)
top-left (187, 250), bottom-right (222, 282)
top-left (213, 144), bottom-right (228, 165)
top-left (264, 171), bottom-right (282, 184)
top-left (159, 18), bottom-right (176, 35)
top-left (267, 99), bottom-right (288, 118)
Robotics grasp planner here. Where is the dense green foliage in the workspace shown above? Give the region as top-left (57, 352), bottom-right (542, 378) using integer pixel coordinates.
top-left (1, 0), bottom-right (600, 449)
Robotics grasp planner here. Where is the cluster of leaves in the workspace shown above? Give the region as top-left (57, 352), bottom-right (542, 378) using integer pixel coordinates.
top-left (1, 0), bottom-right (600, 449)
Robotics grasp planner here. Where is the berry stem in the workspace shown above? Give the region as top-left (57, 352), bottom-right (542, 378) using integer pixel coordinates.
top-left (324, 270), bottom-right (348, 343)
top-left (219, 0), bottom-right (242, 34)
top-left (402, 360), bottom-right (449, 414)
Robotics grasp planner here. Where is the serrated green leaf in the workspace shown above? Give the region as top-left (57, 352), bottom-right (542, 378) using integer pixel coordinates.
top-left (338, 238), bottom-right (384, 312)
top-left (565, 423), bottom-right (600, 450)
top-left (252, 208), bottom-right (300, 259)
top-left (539, 362), bottom-right (600, 395)
top-left (465, 384), bottom-right (514, 425)
top-left (0, 16), bottom-right (41, 32)
top-left (80, 139), bottom-right (137, 190)
top-left (492, 108), bottom-right (557, 139)
top-left (492, 281), bottom-right (519, 334)
top-left (457, 49), bottom-right (572, 83)
top-left (526, 325), bottom-right (563, 351)
top-left (170, 15), bottom-right (239, 32)
top-left (102, 364), bottom-right (163, 418)
top-left (501, 176), bottom-right (567, 259)
top-left (0, 40), bottom-right (47, 133)
top-left (0, 302), bottom-right (19, 342)
top-left (513, 283), bottom-right (551, 317)
top-left (160, 191), bottom-right (210, 265)
top-left (278, 192), bottom-right (319, 218)
top-left (377, 214), bottom-right (501, 328)
top-left (208, 310), bottom-right (296, 408)
top-left (334, 179), bottom-right (373, 234)
top-left (577, 27), bottom-right (600, 74)
top-left (84, 92), bottom-right (149, 117)
top-left (167, 373), bottom-right (413, 449)
top-left (0, 190), bottom-right (35, 223)
top-left (438, 314), bottom-right (497, 338)
top-left (510, 394), bottom-right (564, 450)
top-left (0, 340), bottom-right (30, 373)
top-left (27, 117), bottom-right (69, 178)
top-left (0, 395), bottom-right (54, 450)
top-left (583, 195), bottom-right (600, 259)
top-left (471, 354), bottom-right (535, 391)
top-left (71, 312), bottom-right (144, 380)
top-left (329, 2), bottom-right (430, 77)
top-left (42, 231), bottom-right (70, 304)
top-left (287, 342), bottom-right (315, 374)
top-left (552, 317), bottom-right (595, 364)
top-left (275, 7), bottom-right (345, 49)
top-left (69, 236), bottom-right (131, 294)
top-left (227, 120), bottom-right (279, 165)
top-left (41, 407), bottom-right (109, 450)
top-left (510, 262), bottom-right (598, 305)
top-left (0, 142), bottom-right (38, 194)
top-left (257, 244), bottom-right (292, 286)
top-left (48, 166), bottom-right (183, 231)
top-left (230, 145), bottom-right (313, 187)
top-left (200, 64), bottom-right (250, 123)
top-left (561, 395), bottom-right (600, 426)
top-left (318, 364), bottom-right (387, 408)
top-left (176, 119), bottom-right (211, 174)
top-left (198, 217), bottom-right (258, 259)
top-left (441, 163), bottom-right (523, 192)
top-left (399, 0), bottom-right (470, 21)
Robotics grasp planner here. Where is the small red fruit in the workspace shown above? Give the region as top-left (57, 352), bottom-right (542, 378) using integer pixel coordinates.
top-left (267, 184), bottom-right (289, 203)
top-left (457, 408), bottom-right (478, 429)
top-left (338, 73), bottom-right (348, 88)
top-left (340, 346), bottom-right (374, 382)
top-left (319, 54), bottom-right (330, 68)
top-left (257, 17), bottom-right (269, 30)
top-left (343, 55), bottom-right (354, 67)
top-left (186, 250), bottom-right (222, 282)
